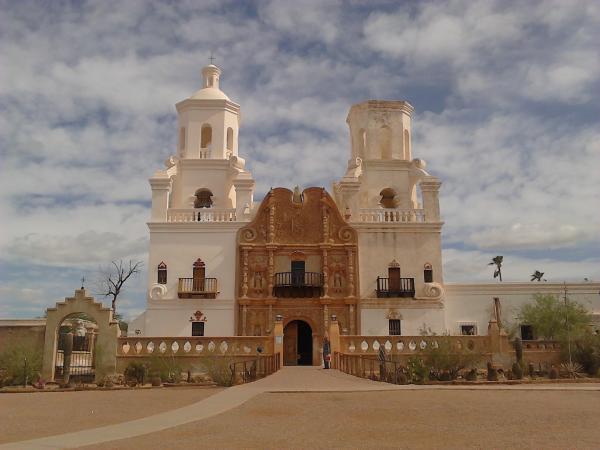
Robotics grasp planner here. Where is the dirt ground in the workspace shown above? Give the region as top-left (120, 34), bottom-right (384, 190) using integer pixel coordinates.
top-left (85, 389), bottom-right (600, 450)
top-left (0, 386), bottom-right (222, 444)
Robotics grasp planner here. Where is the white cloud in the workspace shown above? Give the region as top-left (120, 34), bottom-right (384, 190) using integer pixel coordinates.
top-left (0, 0), bottom-right (599, 318)
top-left (443, 248), bottom-right (600, 283)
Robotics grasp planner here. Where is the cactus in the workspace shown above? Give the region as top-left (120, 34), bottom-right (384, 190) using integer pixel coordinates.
top-left (528, 362), bottom-right (535, 378)
top-left (466, 368), bottom-right (478, 381)
top-left (511, 362), bottom-right (523, 379)
top-left (513, 337), bottom-right (523, 365)
top-left (487, 362), bottom-right (498, 381)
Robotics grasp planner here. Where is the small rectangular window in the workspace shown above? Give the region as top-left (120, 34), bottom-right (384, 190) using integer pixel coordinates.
top-left (460, 324), bottom-right (477, 336)
top-left (157, 262), bottom-right (167, 285)
top-left (520, 325), bottom-right (534, 340)
top-left (158, 270), bottom-right (167, 284)
top-left (424, 269), bottom-right (433, 283)
top-left (192, 322), bottom-right (205, 337)
top-left (389, 319), bottom-right (401, 336)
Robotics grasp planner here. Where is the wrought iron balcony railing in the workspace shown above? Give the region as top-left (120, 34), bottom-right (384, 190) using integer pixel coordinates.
top-left (178, 277), bottom-right (218, 299)
top-left (376, 277), bottom-right (415, 298)
top-left (273, 272), bottom-right (324, 298)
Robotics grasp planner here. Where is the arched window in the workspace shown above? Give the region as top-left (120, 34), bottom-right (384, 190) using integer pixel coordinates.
top-left (226, 127), bottom-right (234, 151)
top-left (201, 124), bottom-right (212, 148)
top-left (194, 189), bottom-right (213, 208)
top-left (358, 128), bottom-right (366, 156)
top-left (179, 127), bottom-right (186, 151)
top-left (380, 126), bottom-right (392, 159)
top-left (424, 263), bottom-right (433, 283)
top-left (412, 182), bottom-right (423, 209)
top-left (157, 262), bottom-right (167, 284)
top-left (380, 188), bottom-right (397, 209)
top-left (404, 129), bottom-right (410, 158)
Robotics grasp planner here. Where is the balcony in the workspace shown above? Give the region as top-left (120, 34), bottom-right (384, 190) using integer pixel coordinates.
top-left (358, 208), bottom-right (425, 223)
top-left (376, 277), bottom-right (415, 298)
top-left (167, 208), bottom-right (236, 223)
top-left (273, 272), bottom-right (324, 298)
top-left (178, 278), bottom-right (218, 299)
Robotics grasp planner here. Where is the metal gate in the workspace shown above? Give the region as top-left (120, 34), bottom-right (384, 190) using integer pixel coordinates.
top-left (55, 329), bottom-right (96, 383)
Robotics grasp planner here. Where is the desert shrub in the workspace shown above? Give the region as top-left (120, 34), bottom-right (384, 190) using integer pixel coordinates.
top-left (147, 354), bottom-right (182, 383)
top-left (421, 338), bottom-right (482, 381)
top-left (549, 366), bottom-right (559, 379)
top-left (406, 356), bottom-right (428, 384)
top-left (486, 362), bottom-right (498, 381)
top-left (202, 357), bottom-right (235, 387)
top-left (564, 333), bottom-right (600, 376)
top-left (0, 344), bottom-right (42, 386)
top-left (123, 361), bottom-right (147, 384)
top-left (465, 368), bottom-right (478, 381)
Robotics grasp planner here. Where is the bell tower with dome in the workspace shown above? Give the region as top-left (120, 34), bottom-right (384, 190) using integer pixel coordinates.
top-left (176, 64), bottom-right (240, 160)
top-left (137, 63), bottom-right (256, 337)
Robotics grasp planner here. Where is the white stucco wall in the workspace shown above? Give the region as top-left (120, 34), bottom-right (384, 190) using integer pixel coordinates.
top-left (356, 225), bottom-right (443, 298)
top-left (444, 282), bottom-right (600, 336)
top-left (137, 300), bottom-right (235, 337)
top-left (136, 223), bottom-right (242, 337)
top-left (360, 305), bottom-right (445, 336)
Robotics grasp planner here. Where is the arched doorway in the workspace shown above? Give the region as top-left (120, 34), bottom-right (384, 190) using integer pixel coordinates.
top-left (54, 313), bottom-right (98, 383)
top-left (283, 320), bottom-right (313, 366)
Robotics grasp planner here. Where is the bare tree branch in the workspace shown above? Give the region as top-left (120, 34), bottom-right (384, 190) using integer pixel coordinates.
top-left (96, 259), bottom-right (143, 313)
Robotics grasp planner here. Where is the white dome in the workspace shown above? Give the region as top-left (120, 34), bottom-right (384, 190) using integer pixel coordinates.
top-left (189, 87), bottom-right (230, 101)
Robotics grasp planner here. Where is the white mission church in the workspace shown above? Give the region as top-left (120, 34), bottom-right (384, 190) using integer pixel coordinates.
top-left (130, 64), bottom-right (600, 366)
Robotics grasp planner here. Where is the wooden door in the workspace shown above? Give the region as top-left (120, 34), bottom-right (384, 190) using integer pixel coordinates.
top-left (388, 267), bottom-right (401, 291)
top-left (283, 322), bottom-right (298, 366)
top-left (291, 261), bottom-right (305, 287)
top-left (193, 266), bottom-right (205, 291)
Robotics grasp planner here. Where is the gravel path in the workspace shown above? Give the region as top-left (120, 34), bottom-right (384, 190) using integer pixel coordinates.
top-left (85, 389), bottom-right (600, 449)
top-left (0, 387), bottom-right (221, 444)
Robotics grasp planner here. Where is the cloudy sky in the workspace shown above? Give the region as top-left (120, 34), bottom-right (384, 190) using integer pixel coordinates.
top-left (1, 0), bottom-right (599, 319)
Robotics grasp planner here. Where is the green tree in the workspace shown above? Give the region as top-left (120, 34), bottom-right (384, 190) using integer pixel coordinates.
top-left (518, 293), bottom-right (590, 340)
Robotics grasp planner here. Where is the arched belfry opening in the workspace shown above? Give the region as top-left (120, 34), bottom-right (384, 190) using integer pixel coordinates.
top-left (380, 188), bottom-right (398, 209)
top-left (201, 124), bottom-right (212, 149)
top-left (283, 320), bottom-right (313, 366)
top-left (380, 126), bottom-right (392, 159)
top-left (194, 189), bottom-right (213, 208)
top-left (226, 127), bottom-right (234, 152)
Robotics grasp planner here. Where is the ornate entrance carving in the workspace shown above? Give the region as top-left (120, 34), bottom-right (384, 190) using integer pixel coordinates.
top-left (236, 187), bottom-right (359, 345)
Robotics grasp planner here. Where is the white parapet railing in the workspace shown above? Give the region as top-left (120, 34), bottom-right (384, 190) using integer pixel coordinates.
top-left (167, 208), bottom-right (236, 222)
top-left (357, 208), bottom-right (425, 223)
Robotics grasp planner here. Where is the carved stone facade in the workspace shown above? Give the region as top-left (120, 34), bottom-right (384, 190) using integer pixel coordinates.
top-left (237, 187), bottom-right (359, 355)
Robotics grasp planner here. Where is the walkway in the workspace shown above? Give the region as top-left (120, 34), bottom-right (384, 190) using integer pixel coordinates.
top-left (3, 367), bottom-right (600, 449)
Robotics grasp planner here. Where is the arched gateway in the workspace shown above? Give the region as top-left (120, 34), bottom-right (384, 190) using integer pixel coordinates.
top-left (237, 187), bottom-right (359, 365)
